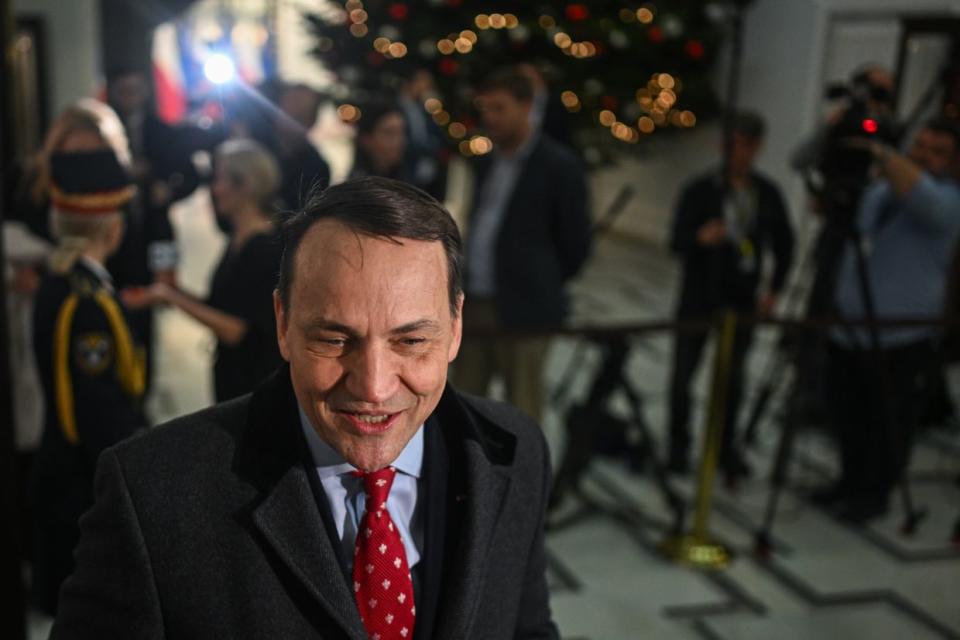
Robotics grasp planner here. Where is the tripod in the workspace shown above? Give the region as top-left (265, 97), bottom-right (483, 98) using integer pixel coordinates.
top-left (752, 218), bottom-right (928, 555)
top-left (550, 334), bottom-right (686, 535)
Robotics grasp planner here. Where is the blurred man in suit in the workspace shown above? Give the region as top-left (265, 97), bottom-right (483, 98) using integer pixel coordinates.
top-left (454, 67), bottom-right (592, 423)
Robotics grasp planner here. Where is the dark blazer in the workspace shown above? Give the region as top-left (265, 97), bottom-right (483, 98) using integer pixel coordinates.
top-left (468, 135), bottom-right (592, 328)
top-left (52, 367), bottom-right (558, 639)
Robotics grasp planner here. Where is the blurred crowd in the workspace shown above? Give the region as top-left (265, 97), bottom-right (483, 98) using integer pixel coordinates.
top-left (4, 59), bottom-right (960, 617)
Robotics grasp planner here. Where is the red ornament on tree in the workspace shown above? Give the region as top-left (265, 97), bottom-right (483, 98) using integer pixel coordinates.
top-left (447, 0), bottom-right (461, 6)
top-left (684, 39), bottom-right (706, 60)
top-left (648, 26), bottom-right (664, 43)
top-left (368, 51), bottom-right (385, 66)
top-left (439, 58), bottom-right (458, 75)
top-left (565, 4), bottom-right (589, 21)
top-left (388, 3), bottom-right (408, 20)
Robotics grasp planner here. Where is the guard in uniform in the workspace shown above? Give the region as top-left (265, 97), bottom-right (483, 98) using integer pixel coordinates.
top-left (30, 148), bottom-right (146, 615)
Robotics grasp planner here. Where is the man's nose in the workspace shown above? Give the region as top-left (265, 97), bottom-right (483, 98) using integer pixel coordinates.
top-left (345, 343), bottom-right (399, 404)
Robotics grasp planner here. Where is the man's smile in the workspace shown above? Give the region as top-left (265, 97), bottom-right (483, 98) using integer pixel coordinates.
top-left (338, 410), bottom-right (403, 434)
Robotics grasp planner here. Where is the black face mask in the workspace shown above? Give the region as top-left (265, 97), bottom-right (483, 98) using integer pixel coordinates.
top-left (50, 148), bottom-right (133, 196)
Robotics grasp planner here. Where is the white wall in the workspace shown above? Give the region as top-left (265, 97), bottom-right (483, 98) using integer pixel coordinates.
top-left (13, 0), bottom-right (101, 117)
top-left (594, 126), bottom-right (720, 245)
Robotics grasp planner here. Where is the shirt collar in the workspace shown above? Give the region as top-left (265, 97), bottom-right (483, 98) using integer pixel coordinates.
top-left (493, 132), bottom-right (538, 163)
top-left (298, 405), bottom-right (424, 480)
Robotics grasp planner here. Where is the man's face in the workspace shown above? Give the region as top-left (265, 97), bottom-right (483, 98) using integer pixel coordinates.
top-left (109, 74), bottom-right (148, 117)
top-left (478, 89), bottom-right (531, 148)
top-left (909, 128), bottom-right (958, 179)
top-left (361, 112), bottom-right (407, 171)
top-left (726, 131), bottom-right (762, 175)
top-left (405, 70), bottom-right (433, 100)
top-left (276, 219), bottom-right (462, 471)
top-left (279, 87), bottom-right (321, 131)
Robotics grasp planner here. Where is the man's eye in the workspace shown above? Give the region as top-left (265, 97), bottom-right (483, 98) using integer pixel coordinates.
top-left (399, 337), bottom-right (427, 347)
top-left (321, 338), bottom-right (347, 347)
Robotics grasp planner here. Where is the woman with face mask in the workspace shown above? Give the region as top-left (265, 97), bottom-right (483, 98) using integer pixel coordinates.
top-left (29, 99), bottom-right (146, 615)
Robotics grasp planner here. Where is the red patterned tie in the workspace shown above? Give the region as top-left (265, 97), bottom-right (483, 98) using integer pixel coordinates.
top-left (352, 467), bottom-right (415, 640)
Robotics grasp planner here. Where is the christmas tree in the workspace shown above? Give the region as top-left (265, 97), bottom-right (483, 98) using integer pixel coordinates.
top-left (304, 1), bottom-right (725, 161)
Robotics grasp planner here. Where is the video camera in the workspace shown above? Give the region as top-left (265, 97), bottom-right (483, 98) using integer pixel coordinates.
top-left (807, 76), bottom-right (901, 218)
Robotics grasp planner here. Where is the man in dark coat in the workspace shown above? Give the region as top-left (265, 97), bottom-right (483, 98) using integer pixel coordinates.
top-left (52, 177), bottom-right (557, 639)
top-left (667, 112), bottom-right (794, 478)
top-left (454, 67), bottom-right (592, 423)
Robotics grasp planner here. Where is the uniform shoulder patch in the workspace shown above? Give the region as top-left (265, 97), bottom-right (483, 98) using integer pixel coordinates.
top-left (74, 332), bottom-right (114, 375)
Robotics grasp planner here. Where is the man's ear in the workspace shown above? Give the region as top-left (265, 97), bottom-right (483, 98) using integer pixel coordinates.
top-left (448, 293), bottom-right (464, 363)
top-left (274, 290), bottom-right (291, 362)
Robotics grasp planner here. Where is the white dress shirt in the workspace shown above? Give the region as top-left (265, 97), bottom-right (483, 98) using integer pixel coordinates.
top-left (298, 407), bottom-right (424, 570)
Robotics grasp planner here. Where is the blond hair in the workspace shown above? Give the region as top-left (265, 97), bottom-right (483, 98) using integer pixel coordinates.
top-left (215, 138), bottom-right (280, 210)
top-left (48, 210), bottom-right (122, 274)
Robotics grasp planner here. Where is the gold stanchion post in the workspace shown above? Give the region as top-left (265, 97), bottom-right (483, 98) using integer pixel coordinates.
top-left (660, 310), bottom-right (738, 569)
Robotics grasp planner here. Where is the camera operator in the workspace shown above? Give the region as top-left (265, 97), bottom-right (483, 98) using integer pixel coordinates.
top-left (785, 66), bottom-right (901, 428)
top-left (792, 66), bottom-right (897, 172)
top-left (817, 118), bottom-right (960, 524)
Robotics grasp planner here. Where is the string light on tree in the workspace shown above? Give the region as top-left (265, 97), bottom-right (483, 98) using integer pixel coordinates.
top-left (437, 38), bottom-right (455, 54)
top-left (387, 41), bottom-right (407, 58)
top-left (337, 103), bottom-right (361, 123)
top-left (305, 0), bottom-right (720, 159)
top-left (468, 135), bottom-right (493, 155)
top-left (561, 90), bottom-right (581, 112)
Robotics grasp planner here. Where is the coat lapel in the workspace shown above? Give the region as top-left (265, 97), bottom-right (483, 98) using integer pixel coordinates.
top-left (252, 467), bottom-right (366, 639)
top-left (238, 368), bottom-right (366, 640)
top-left (432, 388), bottom-right (514, 639)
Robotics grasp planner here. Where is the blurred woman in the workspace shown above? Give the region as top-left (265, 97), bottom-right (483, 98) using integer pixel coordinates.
top-left (130, 139), bottom-right (283, 402)
top-left (30, 100), bottom-right (145, 615)
top-left (349, 102), bottom-right (411, 182)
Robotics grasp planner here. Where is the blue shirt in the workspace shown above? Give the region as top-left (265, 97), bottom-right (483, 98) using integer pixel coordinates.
top-left (833, 173), bottom-right (960, 347)
top-left (466, 136), bottom-right (537, 297)
top-left (298, 407), bottom-right (424, 570)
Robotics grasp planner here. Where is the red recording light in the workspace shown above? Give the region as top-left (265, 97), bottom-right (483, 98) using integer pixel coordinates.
top-left (862, 118), bottom-right (879, 134)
